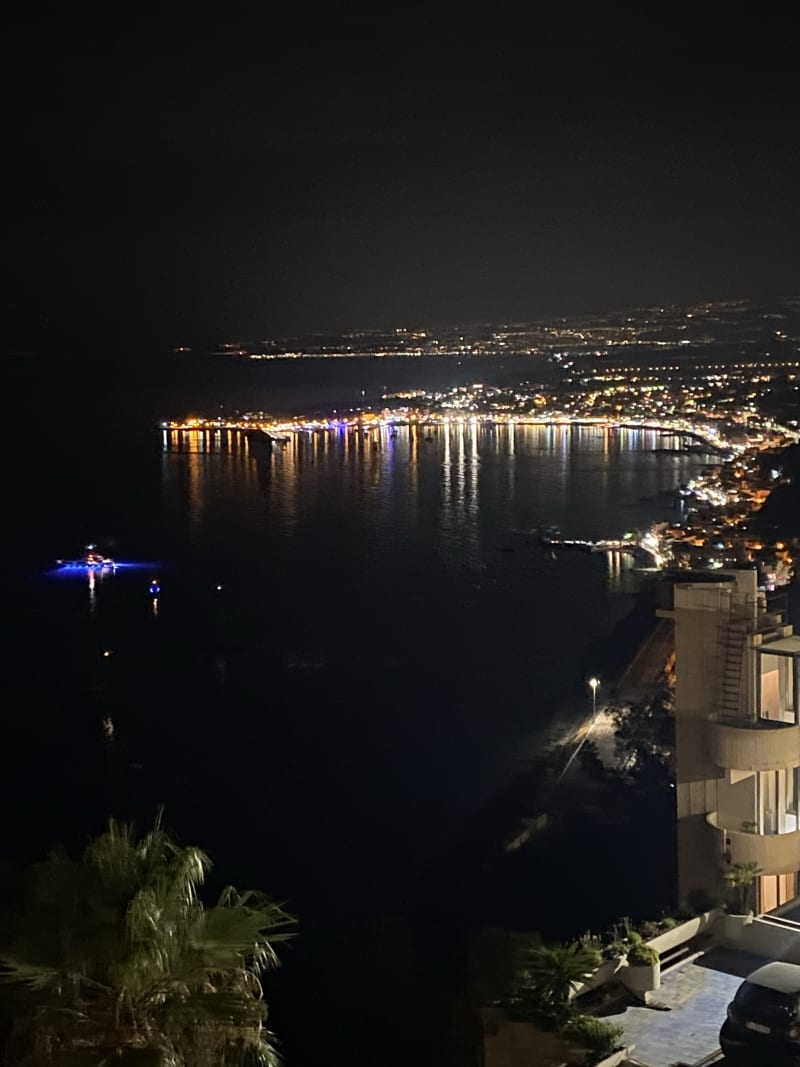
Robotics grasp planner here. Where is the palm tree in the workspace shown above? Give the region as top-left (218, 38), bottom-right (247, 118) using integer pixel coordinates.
top-left (724, 861), bottom-right (763, 915)
top-left (0, 816), bottom-right (296, 1067)
top-left (506, 941), bottom-right (601, 1025)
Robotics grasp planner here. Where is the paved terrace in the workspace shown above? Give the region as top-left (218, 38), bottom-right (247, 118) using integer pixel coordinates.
top-left (599, 947), bottom-right (767, 1067)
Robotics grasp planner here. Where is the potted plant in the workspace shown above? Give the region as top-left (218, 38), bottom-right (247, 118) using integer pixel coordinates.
top-left (723, 862), bottom-right (762, 941)
top-left (600, 937), bottom-right (629, 966)
top-left (621, 941), bottom-right (661, 998)
top-left (637, 920), bottom-right (661, 940)
top-left (563, 1015), bottom-right (624, 1066)
top-left (520, 941), bottom-right (602, 1025)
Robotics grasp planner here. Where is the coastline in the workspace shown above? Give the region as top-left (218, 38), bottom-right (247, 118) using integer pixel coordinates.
top-left (160, 413), bottom-right (737, 461)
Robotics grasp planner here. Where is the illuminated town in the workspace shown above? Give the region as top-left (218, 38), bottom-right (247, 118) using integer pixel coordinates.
top-left (165, 298), bottom-right (800, 591)
top-left (210, 295), bottom-right (800, 369)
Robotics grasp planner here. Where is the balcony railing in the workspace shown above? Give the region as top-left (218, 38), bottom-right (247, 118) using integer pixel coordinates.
top-left (709, 715), bottom-right (800, 772)
top-left (753, 611), bottom-right (787, 637)
top-left (707, 812), bottom-right (800, 874)
top-left (765, 590), bottom-right (789, 619)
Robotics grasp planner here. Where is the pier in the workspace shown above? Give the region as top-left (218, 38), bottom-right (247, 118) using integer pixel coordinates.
top-left (540, 535), bottom-right (639, 554)
top-left (540, 530), bottom-right (667, 568)
top-left (160, 425), bottom-right (291, 448)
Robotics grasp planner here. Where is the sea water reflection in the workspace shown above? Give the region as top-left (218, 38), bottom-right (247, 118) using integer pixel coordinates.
top-left (161, 422), bottom-right (697, 589)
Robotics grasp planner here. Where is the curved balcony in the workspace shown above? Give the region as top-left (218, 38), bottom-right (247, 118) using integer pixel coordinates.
top-left (709, 716), bottom-right (800, 772)
top-left (707, 812), bottom-right (800, 874)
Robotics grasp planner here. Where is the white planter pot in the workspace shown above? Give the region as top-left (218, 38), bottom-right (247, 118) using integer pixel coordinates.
top-left (646, 909), bottom-right (721, 955)
top-left (722, 912), bottom-right (753, 944)
top-left (622, 961), bottom-right (661, 997)
top-left (592, 1049), bottom-right (634, 1067)
top-left (570, 956), bottom-right (625, 1000)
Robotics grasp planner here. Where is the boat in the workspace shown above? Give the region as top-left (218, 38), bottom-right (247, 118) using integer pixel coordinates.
top-left (56, 544), bottom-right (116, 569)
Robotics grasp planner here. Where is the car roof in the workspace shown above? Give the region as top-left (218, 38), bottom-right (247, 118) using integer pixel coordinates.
top-left (746, 962), bottom-right (800, 995)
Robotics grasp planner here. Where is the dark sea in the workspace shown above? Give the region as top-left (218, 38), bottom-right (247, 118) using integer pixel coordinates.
top-left (7, 353), bottom-right (706, 1066)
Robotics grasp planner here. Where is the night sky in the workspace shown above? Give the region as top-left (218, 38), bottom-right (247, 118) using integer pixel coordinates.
top-left (5, 10), bottom-right (799, 351)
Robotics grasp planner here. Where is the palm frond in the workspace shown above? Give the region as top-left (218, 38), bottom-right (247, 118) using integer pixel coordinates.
top-left (1, 819), bottom-right (296, 1067)
top-left (0, 955), bottom-right (61, 990)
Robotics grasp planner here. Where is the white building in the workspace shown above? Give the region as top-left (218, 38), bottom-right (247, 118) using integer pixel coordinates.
top-left (660, 568), bottom-right (800, 913)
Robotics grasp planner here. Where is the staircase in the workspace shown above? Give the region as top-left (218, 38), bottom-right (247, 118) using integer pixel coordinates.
top-left (718, 611), bottom-right (750, 719)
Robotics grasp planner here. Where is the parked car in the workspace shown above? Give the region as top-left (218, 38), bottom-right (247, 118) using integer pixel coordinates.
top-left (720, 961), bottom-right (800, 1065)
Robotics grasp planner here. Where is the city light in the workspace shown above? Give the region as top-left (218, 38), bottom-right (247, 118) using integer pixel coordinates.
top-left (588, 677), bottom-right (600, 722)
top-left (161, 328), bottom-right (798, 592)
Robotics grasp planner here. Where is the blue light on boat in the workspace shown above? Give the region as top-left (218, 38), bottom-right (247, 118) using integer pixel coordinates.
top-left (44, 561), bottom-right (159, 579)
top-left (59, 561), bottom-right (116, 570)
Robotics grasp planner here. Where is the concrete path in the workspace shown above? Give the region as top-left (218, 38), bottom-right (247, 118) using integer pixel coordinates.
top-left (601, 948), bottom-right (765, 1067)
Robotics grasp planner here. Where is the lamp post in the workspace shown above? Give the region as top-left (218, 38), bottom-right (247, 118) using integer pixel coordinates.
top-left (588, 677), bottom-right (600, 723)
top-left (553, 676), bottom-right (603, 793)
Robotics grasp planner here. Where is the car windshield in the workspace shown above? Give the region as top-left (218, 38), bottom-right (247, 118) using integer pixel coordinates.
top-left (733, 980), bottom-right (797, 1029)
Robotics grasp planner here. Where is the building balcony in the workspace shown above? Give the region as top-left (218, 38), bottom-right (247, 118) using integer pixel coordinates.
top-left (709, 716), bottom-right (800, 772)
top-left (708, 812), bottom-right (800, 874)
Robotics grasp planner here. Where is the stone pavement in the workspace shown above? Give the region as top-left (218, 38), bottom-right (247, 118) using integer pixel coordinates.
top-left (600, 948), bottom-right (767, 1067)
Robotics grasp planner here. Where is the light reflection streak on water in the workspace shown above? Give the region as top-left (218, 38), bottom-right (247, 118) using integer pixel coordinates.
top-left (43, 563), bottom-right (158, 625)
top-left (604, 548), bottom-right (637, 593)
top-left (505, 422), bottom-right (515, 498)
top-left (382, 425), bottom-right (395, 489)
top-left (455, 422), bottom-right (466, 516)
top-left (187, 442), bottom-right (203, 531)
top-left (468, 420), bottom-right (479, 523)
top-left (559, 423), bottom-right (569, 458)
top-left (438, 422), bottom-right (483, 568)
top-left (368, 430), bottom-right (382, 492)
top-left (241, 431), bottom-right (257, 497)
top-left (606, 547), bottom-right (620, 589)
top-left (277, 432), bottom-right (298, 532)
top-left (155, 419), bottom-right (693, 588)
top-left (408, 423), bottom-right (418, 504)
top-left (464, 422), bottom-right (481, 568)
top-left (442, 423), bottom-right (451, 496)
top-left (441, 423), bottom-right (454, 551)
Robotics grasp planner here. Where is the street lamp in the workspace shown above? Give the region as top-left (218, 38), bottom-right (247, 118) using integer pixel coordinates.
top-left (588, 677), bottom-right (600, 722)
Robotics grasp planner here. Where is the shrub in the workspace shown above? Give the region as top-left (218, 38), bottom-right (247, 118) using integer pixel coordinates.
top-left (578, 931), bottom-right (603, 952)
top-left (638, 920), bottom-right (661, 940)
top-left (522, 941), bottom-right (602, 1018)
top-left (724, 862), bottom-right (763, 915)
top-left (602, 939), bottom-right (628, 960)
top-left (626, 941), bottom-right (659, 967)
top-left (660, 915), bottom-right (677, 930)
top-left (495, 938), bottom-right (602, 1028)
top-left (564, 1015), bottom-right (624, 1062)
